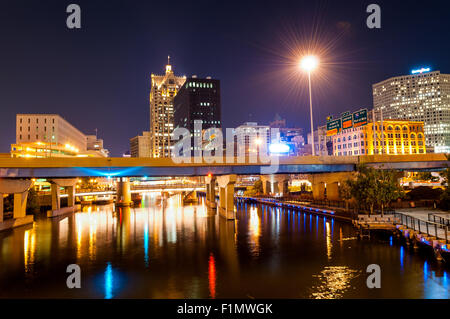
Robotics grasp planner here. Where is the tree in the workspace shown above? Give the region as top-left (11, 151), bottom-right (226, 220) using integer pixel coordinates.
top-left (346, 164), bottom-right (403, 216)
top-left (244, 179), bottom-right (263, 196)
top-left (339, 180), bottom-right (352, 211)
top-left (376, 169), bottom-right (404, 215)
top-left (439, 153), bottom-right (450, 210)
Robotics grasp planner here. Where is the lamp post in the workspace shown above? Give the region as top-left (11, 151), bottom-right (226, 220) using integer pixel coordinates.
top-left (300, 55), bottom-right (319, 156)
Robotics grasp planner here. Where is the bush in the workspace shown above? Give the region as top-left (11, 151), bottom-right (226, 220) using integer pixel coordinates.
top-left (405, 186), bottom-right (442, 201)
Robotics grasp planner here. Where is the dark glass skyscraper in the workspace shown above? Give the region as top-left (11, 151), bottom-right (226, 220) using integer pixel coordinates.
top-left (174, 77), bottom-right (221, 151)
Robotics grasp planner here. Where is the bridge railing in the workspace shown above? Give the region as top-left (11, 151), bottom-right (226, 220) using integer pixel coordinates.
top-left (427, 213), bottom-right (450, 227)
top-left (394, 212), bottom-right (449, 243)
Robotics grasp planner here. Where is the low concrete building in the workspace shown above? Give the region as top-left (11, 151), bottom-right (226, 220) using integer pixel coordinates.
top-left (130, 131), bottom-right (151, 157)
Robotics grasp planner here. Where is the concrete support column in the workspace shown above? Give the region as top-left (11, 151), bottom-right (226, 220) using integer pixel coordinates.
top-left (13, 191), bottom-right (28, 219)
top-left (0, 194), bottom-right (4, 223)
top-left (116, 177), bottom-right (132, 207)
top-left (272, 182), bottom-right (279, 195)
top-left (51, 182), bottom-right (61, 211)
top-left (326, 182), bottom-right (340, 201)
top-left (205, 176), bottom-right (217, 208)
top-left (67, 186), bottom-right (75, 207)
top-left (219, 187), bottom-right (226, 210)
top-left (0, 179), bottom-right (34, 231)
top-left (312, 182), bottom-right (325, 200)
top-left (47, 179), bottom-right (79, 218)
top-left (260, 175), bottom-right (290, 196)
top-left (260, 176), bottom-right (270, 195)
top-left (217, 174), bottom-right (237, 220)
top-left (206, 183), bottom-right (211, 201)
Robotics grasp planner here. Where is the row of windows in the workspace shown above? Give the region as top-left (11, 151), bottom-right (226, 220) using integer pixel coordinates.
top-left (187, 82), bottom-right (214, 89)
top-left (19, 118), bottom-right (55, 124)
top-left (335, 133), bottom-right (424, 143)
top-left (19, 126), bottom-right (55, 132)
top-left (335, 140), bottom-right (423, 149)
top-left (336, 148), bottom-right (425, 156)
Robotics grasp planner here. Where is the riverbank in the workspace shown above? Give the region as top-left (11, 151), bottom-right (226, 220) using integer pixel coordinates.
top-left (236, 195), bottom-right (450, 264)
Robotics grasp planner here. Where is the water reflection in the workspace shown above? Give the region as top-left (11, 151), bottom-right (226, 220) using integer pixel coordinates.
top-left (105, 262), bottom-right (113, 299)
top-left (0, 193), bottom-right (448, 298)
top-left (310, 266), bottom-right (361, 299)
top-left (24, 229), bottom-right (35, 273)
top-left (208, 253), bottom-right (216, 298)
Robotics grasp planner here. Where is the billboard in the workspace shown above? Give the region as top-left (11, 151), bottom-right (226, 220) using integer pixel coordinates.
top-left (353, 109), bottom-right (368, 127)
top-left (326, 118), bottom-right (341, 136)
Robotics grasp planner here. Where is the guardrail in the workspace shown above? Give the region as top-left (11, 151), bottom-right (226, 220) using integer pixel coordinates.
top-left (394, 212), bottom-right (449, 243)
top-left (428, 213), bottom-right (450, 227)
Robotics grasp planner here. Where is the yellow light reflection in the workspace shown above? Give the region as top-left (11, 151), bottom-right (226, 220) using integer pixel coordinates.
top-left (325, 221), bottom-right (332, 261)
top-left (310, 266), bottom-right (360, 299)
top-left (248, 206), bottom-right (261, 256)
top-left (24, 229), bottom-right (36, 273)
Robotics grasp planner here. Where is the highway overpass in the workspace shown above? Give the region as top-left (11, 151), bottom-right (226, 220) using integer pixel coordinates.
top-left (0, 154), bottom-right (447, 178)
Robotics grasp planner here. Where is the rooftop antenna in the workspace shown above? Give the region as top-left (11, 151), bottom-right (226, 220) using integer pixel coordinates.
top-left (95, 128), bottom-right (98, 139)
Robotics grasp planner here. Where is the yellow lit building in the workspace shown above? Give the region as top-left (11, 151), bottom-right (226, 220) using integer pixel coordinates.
top-left (332, 120), bottom-right (426, 156)
top-left (149, 58), bottom-right (186, 158)
top-left (11, 141), bottom-right (101, 158)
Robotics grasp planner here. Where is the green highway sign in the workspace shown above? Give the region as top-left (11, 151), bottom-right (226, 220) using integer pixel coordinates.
top-left (326, 118), bottom-right (341, 136)
top-left (342, 113), bottom-right (353, 129)
top-left (353, 109), bottom-right (368, 127)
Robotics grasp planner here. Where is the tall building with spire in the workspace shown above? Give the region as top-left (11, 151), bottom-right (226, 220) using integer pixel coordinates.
top-left (149, 57), bottom-right (186, 158)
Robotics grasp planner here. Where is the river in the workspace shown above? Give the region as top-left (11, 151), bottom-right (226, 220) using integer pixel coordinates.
top-left (0, 193), bottom-right (448, 298)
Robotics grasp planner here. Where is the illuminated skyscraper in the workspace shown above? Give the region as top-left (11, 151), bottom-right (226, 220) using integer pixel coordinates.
top-left (149, 57), bottom-right (186, 158)
top-left (372, 68), bottom-right (450, 153)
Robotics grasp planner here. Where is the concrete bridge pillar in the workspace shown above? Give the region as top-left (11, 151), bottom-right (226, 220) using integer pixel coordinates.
top-left (308, 172), bottom-right (355, 201)
top-left (277, 175), bottom-right (290, 197)
top-left (326, 182), bottom-right (340, 201)
top-left (50, 182), bottom-right (61, 211)
top-left (0, 179), bottom-right (34, 231)
top-left (0, 194), bottom-right (3, 223)
top-left (205, 175), bottom-right (217, 208)
top-left (116, 177), bottom-right (132, 207)
top-left (262, 179), bottom-right (270, 195)
top-left (13, 191), bottom-right (29, 219)
top-left (217, 174), bottom-right (236, 220)
top-left (67, 185), bottom-right (75, 207)
top-left (48, 179), bottom-right (78, 217)
top-left (260, 175), bottom-right (290, 196)
top-left (312, 181), bottom-right (325, 200)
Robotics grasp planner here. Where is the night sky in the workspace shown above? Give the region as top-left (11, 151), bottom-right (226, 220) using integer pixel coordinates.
top-left (1, 0), bottom-right (449, 156)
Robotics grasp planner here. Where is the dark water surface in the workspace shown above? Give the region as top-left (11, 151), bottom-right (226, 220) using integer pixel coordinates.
top-left (0, 194), bottom-right (448, 298)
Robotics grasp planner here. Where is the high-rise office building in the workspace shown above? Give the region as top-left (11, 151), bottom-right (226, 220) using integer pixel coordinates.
top-left (174, 76), bottom-right (221, 152)
top-left (149, 58), bottom-right (186, 158)
top-left (372, 68), bottom-right (450, 153)
top-left (130, 131), bottom-right (151, 157)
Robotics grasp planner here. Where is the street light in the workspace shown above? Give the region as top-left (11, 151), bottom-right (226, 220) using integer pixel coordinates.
top-left (300, 55), bottom-right (319, 156)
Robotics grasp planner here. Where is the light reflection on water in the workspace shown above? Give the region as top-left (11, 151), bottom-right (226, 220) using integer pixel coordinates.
top-left (0, 192), bottom-right (448, 298)
top-left (310, 266), bottom-right (361, 299)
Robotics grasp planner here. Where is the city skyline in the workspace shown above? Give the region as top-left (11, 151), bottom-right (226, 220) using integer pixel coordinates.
top-left (1, 1), bottom-right (450, 156)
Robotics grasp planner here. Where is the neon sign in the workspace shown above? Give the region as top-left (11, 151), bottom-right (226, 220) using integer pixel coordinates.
top-left (411, 67), bottom-right (430, 74)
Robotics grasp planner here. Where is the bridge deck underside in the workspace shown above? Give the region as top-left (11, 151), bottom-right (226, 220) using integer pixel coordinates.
top-left (0, 164), bottom-right (356, 178)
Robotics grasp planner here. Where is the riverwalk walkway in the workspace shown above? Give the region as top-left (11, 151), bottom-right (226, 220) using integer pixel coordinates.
top-left (394, 208), bottom-right (449, 241)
